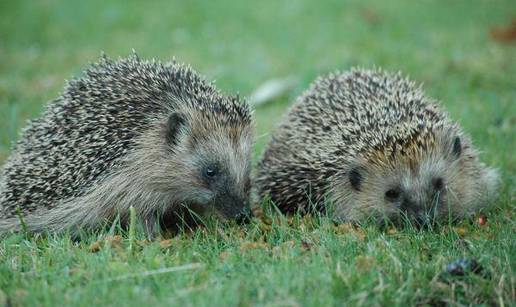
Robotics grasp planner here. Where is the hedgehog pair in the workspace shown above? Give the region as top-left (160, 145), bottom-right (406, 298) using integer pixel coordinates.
top-left (0, 55), bottom-right (498, 237)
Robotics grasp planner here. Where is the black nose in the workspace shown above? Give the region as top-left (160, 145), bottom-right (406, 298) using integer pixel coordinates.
top-left (432, 177), bottom-right (445, 191)
top-left (235, 210), bottom-right (251, 224)
top-left (400, 202), bottom-right (427, 225)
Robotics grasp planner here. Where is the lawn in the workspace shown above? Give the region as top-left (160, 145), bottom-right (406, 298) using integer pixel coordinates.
top-left (0, 0), bottom-right (515, 306)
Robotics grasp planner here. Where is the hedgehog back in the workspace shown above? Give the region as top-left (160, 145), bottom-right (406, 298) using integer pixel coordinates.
top-left (0, 56), bottom-right (228, 217)
top-left (257, 69), bottom-right (451, 212)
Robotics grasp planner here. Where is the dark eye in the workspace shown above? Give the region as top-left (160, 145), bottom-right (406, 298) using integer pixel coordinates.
top-left (349, 167), bottom-right (363, 191)
top-left (385, 188), bottom-right (401, 201)
top-left (432, 177), bottom-right (444, 191)
top-left (205, 167), bottom-right (218, 178)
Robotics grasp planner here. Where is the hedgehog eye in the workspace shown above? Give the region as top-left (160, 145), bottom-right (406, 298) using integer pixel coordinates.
top-left (166, 112), bottom-right (186, 145)
top-left (385, 188), bottom-right (401, 202)
top-left (204, 166), bottom-right (219, 179)
top-left (349, 167), bottom-right (363, 191)
top-left (452, 136), bottom-right (461, 158)
top-left (432, 177), bottom-right (445, 191)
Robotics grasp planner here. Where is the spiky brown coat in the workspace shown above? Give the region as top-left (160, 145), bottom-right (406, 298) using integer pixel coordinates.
top-left (256, 69), bottom-right (498, 224)
top-left (0, 54), bottom-right (254, 235)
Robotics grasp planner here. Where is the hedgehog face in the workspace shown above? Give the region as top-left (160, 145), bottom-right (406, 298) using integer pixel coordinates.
top-left (333, 130), bottom-right (498, 225)
top-left (159, 111), bottom-right (253, 223)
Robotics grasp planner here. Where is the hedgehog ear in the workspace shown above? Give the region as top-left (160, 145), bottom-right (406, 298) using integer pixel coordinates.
top-left (452, 136), bottom-right (462, 158)
top-left (166, 113), bottom-right (186, 145)
top-left (348, 166), bottom-right (364, 191)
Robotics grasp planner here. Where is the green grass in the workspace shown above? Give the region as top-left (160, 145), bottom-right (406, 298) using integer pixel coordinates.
top-left (0, 0), bottom-right (515, 306)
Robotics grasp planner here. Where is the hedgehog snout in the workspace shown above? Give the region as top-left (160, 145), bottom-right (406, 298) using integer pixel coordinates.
top-left (398, 176), bottom-right (447, 223)
top-left (214, 190), bottom-right (251, 224)
top-left (399, 198), bottom-right (432, 225)
top-left (399, 197), bottom-right (422, 218)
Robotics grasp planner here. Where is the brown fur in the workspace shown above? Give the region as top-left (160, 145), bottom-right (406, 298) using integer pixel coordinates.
top-left (0, 54), bottom-right (253, 236)
top-left (256, 68), bottom-right (498, 224)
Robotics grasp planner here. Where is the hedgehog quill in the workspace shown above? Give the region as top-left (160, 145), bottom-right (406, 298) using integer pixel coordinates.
top-left (256, 69), bottom-right (498, 225)
top-left (0, 54), bottom-right (254, 236)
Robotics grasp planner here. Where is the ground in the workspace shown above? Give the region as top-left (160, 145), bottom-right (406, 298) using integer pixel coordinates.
top-left (0, 0), bottom-right (515, 306)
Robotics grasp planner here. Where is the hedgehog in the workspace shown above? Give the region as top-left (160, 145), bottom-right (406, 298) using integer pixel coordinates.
top-left (0, 54), bottom-right (254, 236)
top-left (256, 69), bottom-right (498, 225)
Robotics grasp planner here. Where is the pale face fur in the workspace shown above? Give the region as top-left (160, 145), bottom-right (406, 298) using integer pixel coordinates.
top-left (330, 129), bottom-right (498, 225)
top-left (141, 110), bottom-right (254, 225)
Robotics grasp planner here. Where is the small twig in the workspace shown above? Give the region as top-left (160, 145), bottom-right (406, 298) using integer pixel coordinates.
top-left (97, 263), bottom-right (203, 283)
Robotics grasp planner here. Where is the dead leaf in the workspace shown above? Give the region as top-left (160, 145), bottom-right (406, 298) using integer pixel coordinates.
top-left (251, 206), bottom-right (264, 218)
top-left (89, 235), bottom-right (123, 252)
top-left (159, 239), bottom-right (174, 249)
top-left (387, 228), bottom-right (397, 235)
top-left (106, 235), bottom-right (122, 248)
top-left (262, 216), bottom-right (273, 225)
top-left (454, 227), bottom-right (467, 237)
top-left (89, 240), bottom-right (103, 253)
top-left (240, 241), bottom-right (268, 251)
top-left (490, 19), bottom-right (516, 43)
top-left (478, 215), bottom-right (487, 226)
top-left (354, 229), bottom-right (366, 241)
top-left (355, 256), bottom-right (375, 271)
top-left (334, 223), bottom-right (366, 240)
top-left (258, 223), bottom-right (272, 233)
top-left (137, 239), bottom-right (150, 247)
top-left (236, 229), bottom-right (246, 239)
top-left (301, 240), bottom-right (313, 251)
top-left (334, 223), bottom-right (355, 234)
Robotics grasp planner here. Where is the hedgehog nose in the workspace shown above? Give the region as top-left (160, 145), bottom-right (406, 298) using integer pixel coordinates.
top-left (400, 207), bottom-right (427, 226)
top-left (400, 200), bottom-right (426, 223)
